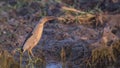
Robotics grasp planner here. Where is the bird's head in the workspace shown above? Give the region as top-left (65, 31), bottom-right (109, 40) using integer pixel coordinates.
top-left (40, 16), bottom-right (57, 24)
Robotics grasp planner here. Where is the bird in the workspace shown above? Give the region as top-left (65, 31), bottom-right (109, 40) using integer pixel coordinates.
top-left (21, 16), bottom-right (56, 57)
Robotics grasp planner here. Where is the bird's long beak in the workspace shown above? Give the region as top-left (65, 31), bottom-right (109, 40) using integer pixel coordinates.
top-left (44, 16), bottom-right (57, 21)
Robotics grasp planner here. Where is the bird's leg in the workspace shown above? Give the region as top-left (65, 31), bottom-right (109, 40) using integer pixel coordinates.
top-left (28, 50), bottom-right (32, 60)
top-left (30, 49), bottom-right (34, 57)
top-left (27, 50), bottom-right (34, 68)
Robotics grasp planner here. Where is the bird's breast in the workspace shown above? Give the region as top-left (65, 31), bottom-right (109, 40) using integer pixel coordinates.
top-left (33, 25), bottom-right (44, 36)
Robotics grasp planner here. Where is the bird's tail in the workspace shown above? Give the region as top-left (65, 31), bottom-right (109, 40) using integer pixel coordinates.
top-left (21, 48), bottom-right (24, 53)
top-left (20, 45), bottom-right (26, 53)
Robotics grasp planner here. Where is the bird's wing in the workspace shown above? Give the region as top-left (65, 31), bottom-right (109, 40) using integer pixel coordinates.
top-left (21, 31), bottom-right (33, 51)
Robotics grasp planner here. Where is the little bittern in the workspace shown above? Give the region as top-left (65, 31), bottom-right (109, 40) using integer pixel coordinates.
top-left (21, 16), bottom-right (56, 57)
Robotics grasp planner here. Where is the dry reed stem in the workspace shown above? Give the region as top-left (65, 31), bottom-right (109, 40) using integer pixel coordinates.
top-left (61, 6), bottom-right (85, 14)
top-left (61, 47), bottom-right (66, 68)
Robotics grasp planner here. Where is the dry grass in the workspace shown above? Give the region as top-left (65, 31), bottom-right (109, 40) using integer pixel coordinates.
top-left (91, 46), bottom-right (115, 66)
top-left (57, 13), bottom-right (96, 25)
top-left (112, 40), bottom-right (120, 66)
top-left (112, 40), bottom-right (120, 53)
top-left (0, 48), bottom-right (19, 68)
top-left (88, 40), bottom-right (120, 68)
top-left (57, 6), bottom-right (105, 26)
top-left (60, 47), bottom-right (66, 68)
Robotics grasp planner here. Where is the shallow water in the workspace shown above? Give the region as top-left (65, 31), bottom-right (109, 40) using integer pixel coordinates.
top-left (46, 62), bottom-right (62, 68)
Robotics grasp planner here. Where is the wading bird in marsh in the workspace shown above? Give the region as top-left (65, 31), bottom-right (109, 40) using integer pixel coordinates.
top-left (21, 16), bottom-right (56, 57)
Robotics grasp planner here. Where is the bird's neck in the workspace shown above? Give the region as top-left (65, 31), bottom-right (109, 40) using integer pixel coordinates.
top-left (39, 19), bottom-right (48, 25)
top-left (32, 22), bottom-right (44, 35)
top-left (32, 19), bottom-right (48, 36)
